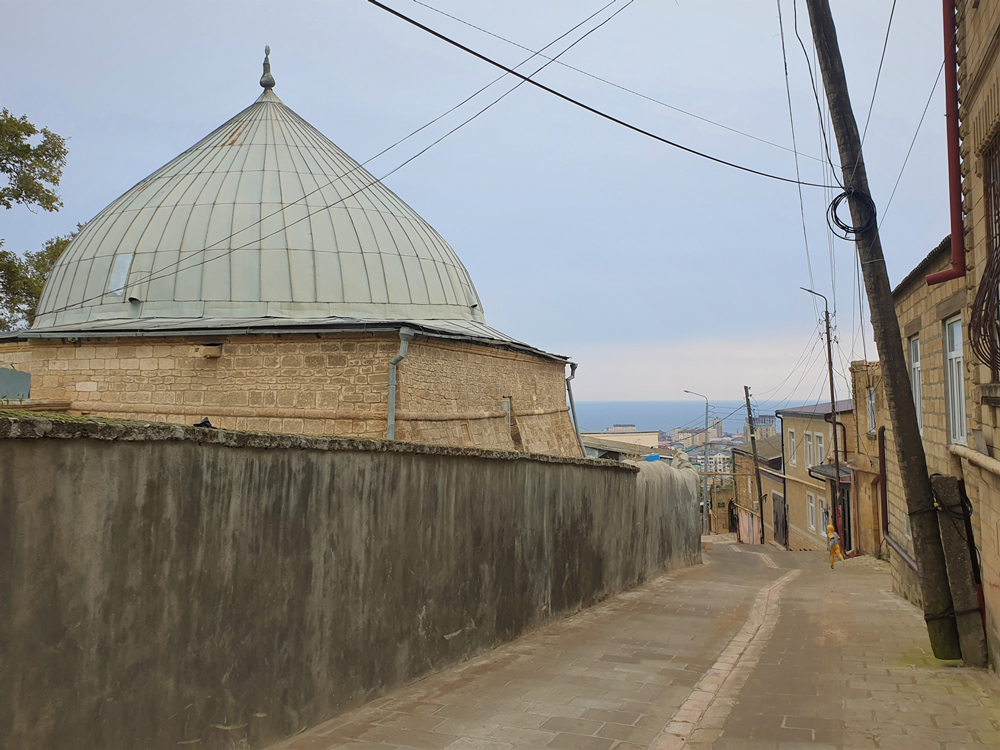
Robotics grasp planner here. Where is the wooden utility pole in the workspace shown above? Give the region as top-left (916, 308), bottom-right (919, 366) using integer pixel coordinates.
top-left (744, 386), bottom-right (766, 545)
top-left (804, 0), bottom-right (960, 658)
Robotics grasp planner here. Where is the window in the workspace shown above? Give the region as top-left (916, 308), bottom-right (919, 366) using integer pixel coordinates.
top-left (909, 337), bottom-right (922, 435)
top-left (945, 316), bottom-right (967, 444)
top-left (820, 499), bottom-right (829, 530)
top-left (805, 433), bottom-right (813, 467)
top-left (815, 433), bottom-right (825, 464)
top-left (866, 388), bottom-right (876, 433)
top-left (106, 253), bottom-right (134, 297)
top-left (807, 493), bottom-right (816, 531)
top-left (788, 429), bottom-right (796, 466)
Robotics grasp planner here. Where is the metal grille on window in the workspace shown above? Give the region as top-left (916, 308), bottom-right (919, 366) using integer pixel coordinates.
top-left (971, 135), bottom-right (1000, 370)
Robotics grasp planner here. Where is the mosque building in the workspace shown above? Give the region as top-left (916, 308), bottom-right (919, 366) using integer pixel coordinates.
top-left (0, 50), bottom-right (584, 458)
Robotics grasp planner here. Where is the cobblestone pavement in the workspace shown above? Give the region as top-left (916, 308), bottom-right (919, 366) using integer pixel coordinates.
top-left (269, 541), bottom-right (1000, 750)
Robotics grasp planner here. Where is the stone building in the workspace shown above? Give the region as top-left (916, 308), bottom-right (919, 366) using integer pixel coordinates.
top-left (0, 53), bottom-right (583, 458)
top-left (775, 401), bottom-right (855, 553)
top-left (731, 434), bottom-right (783, 545)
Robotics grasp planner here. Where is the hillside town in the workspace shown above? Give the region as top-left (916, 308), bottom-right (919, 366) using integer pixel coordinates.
top-left (3, 2), bottom-right (1000, 750)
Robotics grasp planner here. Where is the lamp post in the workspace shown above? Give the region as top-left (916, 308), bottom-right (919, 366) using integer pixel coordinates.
top-left (685, 389), bottom-right (709, 535)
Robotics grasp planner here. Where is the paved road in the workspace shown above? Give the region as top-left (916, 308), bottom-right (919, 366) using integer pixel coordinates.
top-left (270, 539), bottom-right (1000, 750)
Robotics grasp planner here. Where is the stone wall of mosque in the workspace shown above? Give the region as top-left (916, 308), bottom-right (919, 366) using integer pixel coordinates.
top-left (0, 331), bottom-right (583, 458)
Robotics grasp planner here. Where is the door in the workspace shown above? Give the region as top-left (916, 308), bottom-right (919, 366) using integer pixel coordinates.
top-left (772, 492), bottom-right (788, 548)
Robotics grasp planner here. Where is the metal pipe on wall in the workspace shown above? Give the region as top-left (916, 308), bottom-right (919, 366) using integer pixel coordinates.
top-left (387, 327), bottom-right (415, 440)
top-left (878, 426), bottom-right (920, 572)
top-left (565, 362), bottom-right (586, 458)
top-left (927, 0), bottom-right (966, 285)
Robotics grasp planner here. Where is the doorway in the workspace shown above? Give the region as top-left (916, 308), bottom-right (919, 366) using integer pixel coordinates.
top-left (772, 492), bottom-right (788, 548)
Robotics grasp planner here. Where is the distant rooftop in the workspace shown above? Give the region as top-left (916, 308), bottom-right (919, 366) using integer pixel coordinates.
top-left (776, 399), bottom-right (852, 418)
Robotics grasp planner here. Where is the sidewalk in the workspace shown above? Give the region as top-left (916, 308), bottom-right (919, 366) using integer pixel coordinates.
top-left (268, 546), bottom-right (1000, 750)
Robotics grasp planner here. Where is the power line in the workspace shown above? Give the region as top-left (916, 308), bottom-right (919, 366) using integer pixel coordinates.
top-left (369, 0), bottom-right (838, 188)
top-left (852, 0), bottom-right (897, 181)
top-left (42, 0), bottom-right (630, 317)
top-left (792, 0), bottom-right (843, 186)
top-left (879, 61), bottom-right (946, 228)
top-left (414, 0), bottom-right (826, 166)
top-left (776, 0), bottom-right (818, 304)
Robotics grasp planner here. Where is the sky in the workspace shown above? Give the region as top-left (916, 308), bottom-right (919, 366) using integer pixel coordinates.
top-left (3, 0), bottom-right (949, 407)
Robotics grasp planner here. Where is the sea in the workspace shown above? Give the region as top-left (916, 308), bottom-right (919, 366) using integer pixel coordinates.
top-left (574, 401), bottom-right (754, 435)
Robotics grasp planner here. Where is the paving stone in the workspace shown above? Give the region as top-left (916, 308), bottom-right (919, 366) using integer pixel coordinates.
top-left (266, 549), bottom-right (1000, 750)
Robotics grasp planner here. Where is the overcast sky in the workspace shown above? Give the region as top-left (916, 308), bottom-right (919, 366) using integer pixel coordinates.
top-left (3, 0), bottom-right (949, 406)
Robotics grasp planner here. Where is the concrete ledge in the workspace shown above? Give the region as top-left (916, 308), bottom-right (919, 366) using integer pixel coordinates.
top-left (0, 411), bottom-right (637, 471)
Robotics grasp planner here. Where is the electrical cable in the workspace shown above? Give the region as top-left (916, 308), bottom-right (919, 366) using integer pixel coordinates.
top-left (776, 0), bottom-right (817, 306)
top-left (792, 0), bottom-right (843, 184)
top-left (41, 0), bottom-right (629, 317)
top-left (369, 0), bottom-right (839, 188)
top-left (413, 0), bottom-right (826, 166)
top-left (792, 0), bottom-right (879, 242)
top-left (878, 61), bottom-right (945, 229)
top-left (851, 0), bottom-right (897, 182)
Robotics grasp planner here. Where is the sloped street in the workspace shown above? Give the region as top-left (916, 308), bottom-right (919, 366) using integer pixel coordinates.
top-left (271, 541), bottom-right (1000, 750)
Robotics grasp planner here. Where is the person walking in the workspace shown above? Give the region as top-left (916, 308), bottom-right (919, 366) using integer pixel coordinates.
top-left (827, 524), bottom-right (844, 569)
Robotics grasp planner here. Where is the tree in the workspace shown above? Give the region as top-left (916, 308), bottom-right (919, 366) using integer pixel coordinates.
top-left (0, 108), bottom-right (67, 212)
top-left (0, 108), bottom-right (71, 330)
top-left (0, 230), bottom-right (77, 331)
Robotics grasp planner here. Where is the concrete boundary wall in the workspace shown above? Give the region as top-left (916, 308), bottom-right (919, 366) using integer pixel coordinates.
top-left (0, 413), bottom-right (700, 750)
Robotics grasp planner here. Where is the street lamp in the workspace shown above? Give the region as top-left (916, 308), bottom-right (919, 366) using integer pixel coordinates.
top-left (684, 389), bottom-right (709, 535)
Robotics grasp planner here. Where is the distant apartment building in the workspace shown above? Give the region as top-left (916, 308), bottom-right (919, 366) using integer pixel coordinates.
top-left (744, 415), bottom-right (776, 442)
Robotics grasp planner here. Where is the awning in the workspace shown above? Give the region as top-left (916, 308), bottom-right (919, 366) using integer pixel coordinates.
top-left (807, 463), bottom-right (852, 482)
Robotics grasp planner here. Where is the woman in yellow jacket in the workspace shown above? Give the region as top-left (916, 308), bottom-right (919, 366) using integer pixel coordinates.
top-left (827, 524), bottom-right (844, 568)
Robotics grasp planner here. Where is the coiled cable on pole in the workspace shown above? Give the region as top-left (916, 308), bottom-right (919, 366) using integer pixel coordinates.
top-left (826, 187), bottom-right (878, 240)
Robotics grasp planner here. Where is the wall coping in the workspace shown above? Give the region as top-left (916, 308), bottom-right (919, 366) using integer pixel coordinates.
top-left (0, 411), bottom-right (639, 472)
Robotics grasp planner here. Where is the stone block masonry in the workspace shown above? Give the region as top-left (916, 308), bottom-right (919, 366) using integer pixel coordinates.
top-left (0, 331), bottom-right (582, 457)
top-left (0, 412), bottom-right (700, 750)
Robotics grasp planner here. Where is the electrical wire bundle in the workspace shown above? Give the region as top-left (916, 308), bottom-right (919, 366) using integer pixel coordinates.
top-left (826, 187), bottom-right (878, 241)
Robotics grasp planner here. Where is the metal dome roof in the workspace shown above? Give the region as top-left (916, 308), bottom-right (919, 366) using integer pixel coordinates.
top-left (32, 70), bottom-right (490, 335)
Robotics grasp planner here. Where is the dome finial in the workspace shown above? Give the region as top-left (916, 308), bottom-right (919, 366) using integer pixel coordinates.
top-left (260, 45), bottom-right (275, 89)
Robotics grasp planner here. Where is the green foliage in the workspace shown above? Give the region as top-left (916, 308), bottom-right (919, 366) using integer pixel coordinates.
top-left (0, 108), bottom-right (68, 212)
top-left (0, 229), bottom-right (77, 331)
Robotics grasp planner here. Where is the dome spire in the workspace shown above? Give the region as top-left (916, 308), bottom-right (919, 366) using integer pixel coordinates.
top-left (260, 45), bottom-right (275, 89)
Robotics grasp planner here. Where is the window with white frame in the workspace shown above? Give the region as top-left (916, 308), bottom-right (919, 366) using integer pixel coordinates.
top-left (788, 429), bottom-right (796, 466)
top-left (805, 432), bottom-right (813, 466)
top-left (866, 388), bottom-right (876, 433)
top-left (909, 337), bottom-right (922, 435)
top-left (807, 493), bottom-right (816, 531)
top-left (815, 432), bottom-right (825, 464)
top-left (945, 316), bottom-right (967, 444)
top-left (820, 498), bottom-right (829, 530)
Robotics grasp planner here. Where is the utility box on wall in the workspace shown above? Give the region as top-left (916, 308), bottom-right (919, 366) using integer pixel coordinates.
top-left (0, 368), bottom-right (30, 401)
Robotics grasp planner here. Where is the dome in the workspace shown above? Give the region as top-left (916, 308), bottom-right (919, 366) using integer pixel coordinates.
top-left (32, 62), bottom-right (493, 338)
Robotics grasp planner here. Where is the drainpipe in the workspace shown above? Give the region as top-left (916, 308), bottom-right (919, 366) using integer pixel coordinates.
top-left (878, 426), bottom-right (920, 572)
top-left (387, 327), bottom-right (414, 440)
top-left (565, 362), bottom-right (585, 457)
top-left (927, 0), bottom-right (966, 285)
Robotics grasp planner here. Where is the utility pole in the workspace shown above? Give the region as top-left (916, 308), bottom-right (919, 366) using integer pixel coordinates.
top-left (685, 389), bottom-right (710, 534)
top-left (803, 289), bottom-right (843, 544)
top-left (744, 386), bottom-right (766, 545)
top-left (804, 0), bottom-right (960, 658)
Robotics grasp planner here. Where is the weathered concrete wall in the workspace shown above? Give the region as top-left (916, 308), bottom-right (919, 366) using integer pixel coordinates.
top-left (0, 413), bottom-right (699, 750)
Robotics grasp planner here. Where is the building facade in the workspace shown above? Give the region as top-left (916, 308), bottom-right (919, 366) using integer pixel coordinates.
top-left (732, 434), bottom-right (784, 546)
top-left (0, 54), bottom-right (582, 458)
top-left (775, 402), bottom-right (856, 553)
